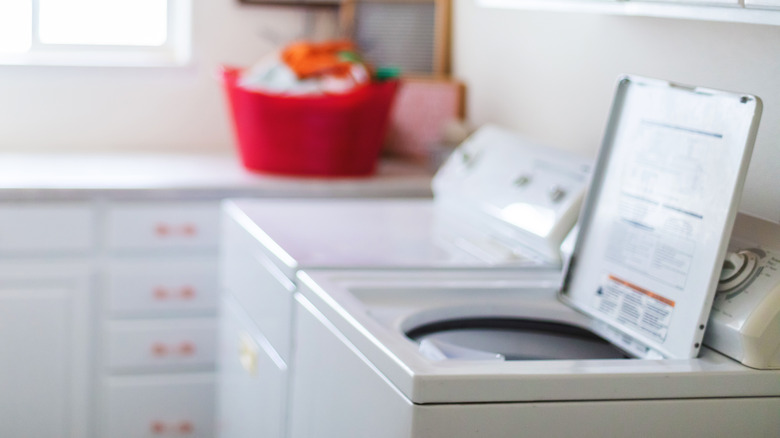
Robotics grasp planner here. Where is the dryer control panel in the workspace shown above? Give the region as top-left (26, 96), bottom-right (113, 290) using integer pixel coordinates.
top-left (431, 125), bottom-right (592, 264)
top-left (705, 215), bottom-right (780, 369)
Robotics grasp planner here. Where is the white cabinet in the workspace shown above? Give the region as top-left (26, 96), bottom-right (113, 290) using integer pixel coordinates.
top-left (105, 202), bottom-right (220, 252)
top-left (746, 0), bottom-right (780, 9)
top-left (0, 263), bottom-right (92, 438)
top-left (0, 203), bottom-right (95, 253)
top-left (216, 210), bottom-right (294, 438)
top-left (106, 257), bottom-right (219, 318)
top-left (98, 200), bottom-right (220, 438)
top-left (105, 319), bottom-right (217, 372)
top-left (0, 156), bottom-right (431, 438)
top-left (221, 217), bottom-right (295, 362)
top-left (478, 0), bottom-right (780, 26)
top-left (216, 297), bottom-right (287, 438)
top-left (103, 374), bottom-right (215, 438)
top-left (0, 200), bottom-right (221, 438)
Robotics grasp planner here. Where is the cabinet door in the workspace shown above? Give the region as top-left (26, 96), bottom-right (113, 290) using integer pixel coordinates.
top-left (216, 296), bottom-right (287, 438)
top-left (0, 265), bottom-right (91, 438)
top-left (221, 220), bottom-right (295, 362)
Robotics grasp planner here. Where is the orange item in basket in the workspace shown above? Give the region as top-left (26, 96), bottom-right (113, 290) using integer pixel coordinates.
top-left (281, 40), bottom-right (359, 79)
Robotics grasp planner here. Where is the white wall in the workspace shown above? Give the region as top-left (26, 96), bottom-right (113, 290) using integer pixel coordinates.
top-left (0, 2), bottom-right (337, 155)
top-left (1, 1), bottom-right (777, 221)
top-left (452, 1), bottom-right (780, 222)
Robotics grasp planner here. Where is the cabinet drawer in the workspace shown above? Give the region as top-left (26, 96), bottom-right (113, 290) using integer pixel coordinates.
top-left (105, 202), bottom-right (219, 252)
top-left (103, 374), bottom-right (214, 438)
top-left (106, 319), bottom-right (217, 372)
top-left (222, 234), bottom-right (294, 362)
top-left (107, 257), bottom-right (218, 317)
top-left (0, 203), bottom-right (94, 254)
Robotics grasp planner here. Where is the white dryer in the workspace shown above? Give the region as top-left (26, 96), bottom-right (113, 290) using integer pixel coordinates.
top-left (285, 77), bottom-right (780, 437)
top-left (217, 125), bottom-right (592, 437)
top-left (223, 121), bottom-right (593, 273)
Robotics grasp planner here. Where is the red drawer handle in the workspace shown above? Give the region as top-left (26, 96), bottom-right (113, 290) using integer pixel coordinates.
top-left (151, 343), bottom-right (168, 357)
top-left (155, 222), bottom-right (198, 238)
top-left (150, 420), bottom-right (166, 434)
top-left (153, 287), bottom-right (168, 301)
top-left (181, 223), bottom-right (198, 236)
top-left (179, 342), bottom-right (196, 356)
top-left (179, 421), bottom-right (194, 434)
top-left (180, 286), bottom-right (196, 300)
top-left (154, 223), bottom-right (171, 237)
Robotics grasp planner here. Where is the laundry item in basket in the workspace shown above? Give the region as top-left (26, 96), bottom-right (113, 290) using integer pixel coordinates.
top-left (237, 40), bottom-right (373, 95)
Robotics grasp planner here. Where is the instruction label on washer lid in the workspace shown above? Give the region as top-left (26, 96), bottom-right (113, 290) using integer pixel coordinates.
top-left (593, 275), bottom-right (675, 342)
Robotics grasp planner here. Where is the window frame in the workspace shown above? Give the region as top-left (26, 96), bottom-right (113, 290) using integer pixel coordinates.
top-left (0, 0), bottom-right (192, 67)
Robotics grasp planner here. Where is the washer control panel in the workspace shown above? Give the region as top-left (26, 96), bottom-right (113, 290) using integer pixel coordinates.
top-left (705, 226), bottom-right (780, 369)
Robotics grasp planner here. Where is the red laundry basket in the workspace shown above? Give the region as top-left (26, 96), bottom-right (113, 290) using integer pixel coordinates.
top-left (222, 67), bottom-right (399, 177)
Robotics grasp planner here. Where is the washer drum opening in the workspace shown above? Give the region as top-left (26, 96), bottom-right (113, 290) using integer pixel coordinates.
top-left (406, 318), bottom-right (630, 361)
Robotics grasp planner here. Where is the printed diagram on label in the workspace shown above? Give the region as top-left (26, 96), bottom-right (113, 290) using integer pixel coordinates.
top-left (606, 218), bottom-right (695, 290)
top-left (602, 118), bottom-right (724, 291)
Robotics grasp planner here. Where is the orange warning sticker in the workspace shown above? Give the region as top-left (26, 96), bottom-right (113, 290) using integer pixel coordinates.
top-left (593, 275), bottom-right (675, 342)
top-left (608, 275), bottom-right (676, 307)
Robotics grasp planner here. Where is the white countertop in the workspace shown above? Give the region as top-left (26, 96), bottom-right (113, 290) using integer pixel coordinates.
top-left (0, 154), bottom-right (433, 200)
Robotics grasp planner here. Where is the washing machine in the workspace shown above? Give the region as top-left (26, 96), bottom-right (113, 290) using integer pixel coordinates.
top-left (216, 125), bottom-right (593, 437)
top-left (291, 219), bottom-right (780, 437)
top-left (285, 77), bottom-right (780, 437)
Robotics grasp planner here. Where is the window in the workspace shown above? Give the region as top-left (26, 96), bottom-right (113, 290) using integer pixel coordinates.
top-left (0, 0), bottom-right (191, 66)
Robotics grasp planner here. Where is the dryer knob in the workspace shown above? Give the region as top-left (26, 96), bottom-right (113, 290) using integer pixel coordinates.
top-left (718, 250), bottom-right (759, 292)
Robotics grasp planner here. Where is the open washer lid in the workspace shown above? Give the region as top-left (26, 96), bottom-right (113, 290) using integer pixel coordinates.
top-left (560, 75), bottom-right (762, 359)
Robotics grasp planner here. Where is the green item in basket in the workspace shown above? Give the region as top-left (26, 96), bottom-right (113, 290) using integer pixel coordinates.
top-left (374, 66), bottom-right (402, 81)
top-left (338, 50), bottom-right (364, 64)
